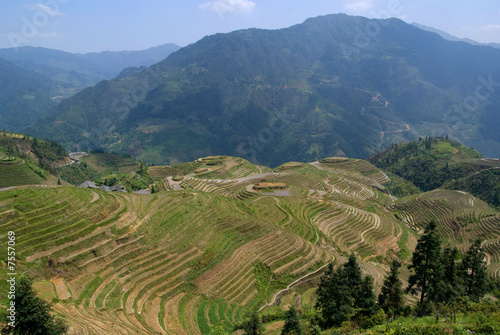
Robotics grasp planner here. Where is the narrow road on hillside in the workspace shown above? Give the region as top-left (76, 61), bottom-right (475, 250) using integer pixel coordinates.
top-left (258, 252), bottom-right (335, 311)
top-left (379, 122), bottom-right (410, 149)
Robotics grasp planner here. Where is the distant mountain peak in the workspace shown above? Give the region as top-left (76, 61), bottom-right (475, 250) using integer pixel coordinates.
top-left (25, 13), bottom-right (500, 165)
top-left (411, 22), bottom-right (500, 49)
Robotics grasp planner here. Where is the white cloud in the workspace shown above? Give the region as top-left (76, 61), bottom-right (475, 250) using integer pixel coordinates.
top-left (343, 0), bottom-right (374, 12)
top-left (199, 0), bottom-right (256, 15)
top-left (478, 24), bottom-right (500, 32)
top-left (24, 3), bottom-right (65, 16)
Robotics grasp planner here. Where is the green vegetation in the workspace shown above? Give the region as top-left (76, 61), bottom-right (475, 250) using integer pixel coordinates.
top-left (55, 162), bottom-right (100, 185)
top-left (0, 147), bottom-right (498, 334)
top-left (27, 14), bottom-right (500, 166)
top-left (445, 169), bottom-right (500, 209)
top-left (56, 153), bottom-right (152, 191)
top-left (0, 159), bottom-right (45, 187)
top-left (315, 255), bottom-right (377, 328)
top-left (242, 310), bottom-right (265, 335)
top-left (407, 220), bottom-right (446, 314)
top-left (377, 260), bottom-right (404, 319)
top-left (281, 305), bottom-right (302, 335)
top-left (0, 59), bottom-right (56, 132)
top-left (0, 133), bottom-right (70, 187)
top-left (0, 276), bottom-right (68, 335)
top-left (0, 132), bottom-right (68, 170)
top-left (370, 137), bottom-right (481, 192)
top-left (370, 137), bottom-right (500, 208)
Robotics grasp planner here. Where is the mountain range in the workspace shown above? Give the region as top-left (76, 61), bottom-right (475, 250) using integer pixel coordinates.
top-left (412, 23), bottom-right (500, 49)
top-left (0, 44), bottom-right (180, 131)
top-left (0, 58), bottom-right (56, 132)
top-left (24, 14), bottom-right (500, 166)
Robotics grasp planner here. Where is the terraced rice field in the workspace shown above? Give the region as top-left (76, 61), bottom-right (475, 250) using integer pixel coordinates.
top-left (0, 159), bottom-right (45, 187)
top-left (0, 186), bottom-right (332, 334)
top-left (394, 189), bottom-right (500, 275)
top-left (1, 155), bottom-right (498, 334)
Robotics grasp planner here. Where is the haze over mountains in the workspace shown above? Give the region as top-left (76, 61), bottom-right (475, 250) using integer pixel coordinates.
top-left (411, 23), bottom-right (500, 49)
top-left (24, 14), bottom-right (500, 166)
top-left (0, 58), bottom-right (56, 131)
top-left (1, 11), bottom-right (500, 334)
top-left (0, 43), bottom-right (180, 131)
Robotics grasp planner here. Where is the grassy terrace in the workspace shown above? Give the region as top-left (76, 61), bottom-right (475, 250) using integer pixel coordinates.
top-left (0, 158), bottom-right (45, 187)
top-left (394, 189), bottom-right (500, 274)
top-left (0, 153), bottom-right (498, 334)
top-left (0, 186), bottom-right (333, 334)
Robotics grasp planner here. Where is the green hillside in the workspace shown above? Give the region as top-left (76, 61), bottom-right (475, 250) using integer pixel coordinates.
top-left (444, 168), bottom-right (500, 209)
top-left (0, 149), bottom-right (498, 334)
top-left (26, 14), bottom-right (500, 166)
top-left (369, 137), bottom-right (500, 208)
top-left (0, 58), bottom-right (56, 132)
top-left (0, 132), bottom-right (70, 188)
top-left (0, 158), bottom-right (45, 187)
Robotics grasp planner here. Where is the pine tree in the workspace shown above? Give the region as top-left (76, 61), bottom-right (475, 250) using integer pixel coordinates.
top-left (1, 276), bottom-right (68, 335)
top-left (315, 264), bottom-right (353, 328)
top-left (357, 275), bottom-right (377, 317)
top-left (407, 220), bottom-right (445, 314)
top-left (315, 255), bottom-right (376, 328)
top-left (461, 239), bottom-right (488, 302)
top-left (442, 246), bottom-right (460, 302)
top-left (281, 305), bottom-right (302, 335)
top-left (243, 310), bottom-right (265, 335)
top-left (378, 260), bottom-right (404, 318)
top-left (344, 254), bottom-right (376, 317)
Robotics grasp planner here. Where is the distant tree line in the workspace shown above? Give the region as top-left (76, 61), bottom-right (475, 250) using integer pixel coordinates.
top-left (370, 137), bottom-right (479, 192)
top-left (0, 134), bottom-right (68, 173)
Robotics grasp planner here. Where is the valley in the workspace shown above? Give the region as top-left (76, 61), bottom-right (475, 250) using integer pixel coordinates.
top-left (0, 9), bottom-right (500, 334)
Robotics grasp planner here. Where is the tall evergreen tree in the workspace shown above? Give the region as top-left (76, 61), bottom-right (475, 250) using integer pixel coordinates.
top-left (378, 260), bottom-right (404, 318)
top-left (461, 239), bottom-right (488, 302)
top-left (407, 220), bottom-right (445, 314)
top-left (442, 246), bottom-right (460, 302)
top-left (210, 322), bottom-right (229, 335)
top-left (281, 305), bottom-right (302, 335)
top-left (243, 310), bottom-right (265, 335)
top-left (1, 276), bottom-right (68, 335)
top-left (356, 275), bottom-right (377, 317)
top-left (315, 255), bottom-right (376, 328)
top-left (315, 264), bottom-right (353, 328)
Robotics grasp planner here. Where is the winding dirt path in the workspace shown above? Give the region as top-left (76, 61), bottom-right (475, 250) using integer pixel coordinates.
top-left (258, 252), bottom-right (335, 311)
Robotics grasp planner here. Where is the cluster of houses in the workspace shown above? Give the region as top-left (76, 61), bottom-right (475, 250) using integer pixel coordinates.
top-left (79, 181), bottom-right (127, 192)
top-left (79, 180), bottom-right (152, 194)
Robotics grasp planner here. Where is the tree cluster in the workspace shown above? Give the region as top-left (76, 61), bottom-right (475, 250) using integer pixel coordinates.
top-left (1, 276), bottom-right (68, 335)
top-left (369, 137), bottom-right (477, 192)
top-left (315, 254), bottom-right (377, 328)
top-left (312, 220), bottom-right (489, 332)
top-left (407, 220), bottom-right (488, 314)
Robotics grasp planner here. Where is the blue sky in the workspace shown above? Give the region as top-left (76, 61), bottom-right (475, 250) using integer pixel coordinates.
top-left (0, 0), bottom-right (499, 53)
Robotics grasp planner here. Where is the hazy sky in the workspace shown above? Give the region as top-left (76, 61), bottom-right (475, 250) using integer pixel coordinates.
top-left (0, 0), bottom-right (499, 53)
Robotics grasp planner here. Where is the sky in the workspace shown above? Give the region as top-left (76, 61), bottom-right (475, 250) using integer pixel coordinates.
top-left (0, 0), bottom-right (499, 53)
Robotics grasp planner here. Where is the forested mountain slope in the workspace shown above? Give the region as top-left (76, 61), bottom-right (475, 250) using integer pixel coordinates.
top-left (26, 14), bottom-right (500, 166)
top-left (0, 59), bottom-right (56, 131)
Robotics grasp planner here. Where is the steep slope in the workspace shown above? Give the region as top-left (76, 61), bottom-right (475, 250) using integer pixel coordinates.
top-left (369, 136), bottom-right (500, 208)
top-left (26, 14), bottom-right (500, 166)
top-left (0, 132), bottom-right (71, 187)
top-left (0, 59), bottom-right (56, 131)
top-left (0, 44), bottom-right (181, 105)
top-left (0, 146), bottom-right (498, 334)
